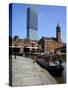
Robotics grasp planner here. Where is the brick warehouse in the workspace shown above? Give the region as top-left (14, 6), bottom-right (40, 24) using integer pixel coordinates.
top-left (9, 24), bottom-right (64, 55)
top-left (38, 24), bottom-right (63, 54)
top-left (9, 36), bottom-right (39, 55)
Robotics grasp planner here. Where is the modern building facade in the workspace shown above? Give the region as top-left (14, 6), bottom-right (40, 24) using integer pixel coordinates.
top-left (27, 7), bottom-right (38, 40)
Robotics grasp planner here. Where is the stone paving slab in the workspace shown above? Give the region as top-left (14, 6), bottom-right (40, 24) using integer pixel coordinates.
top-left (12, 55), bottom-right (57, 86)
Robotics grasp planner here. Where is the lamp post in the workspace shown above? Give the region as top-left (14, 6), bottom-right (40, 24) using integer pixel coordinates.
top-left (15, 45), bottom-right (17, 59)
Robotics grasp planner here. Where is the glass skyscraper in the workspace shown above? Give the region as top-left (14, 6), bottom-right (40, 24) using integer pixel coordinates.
top-left (27, 7), bottom-right (38, 40)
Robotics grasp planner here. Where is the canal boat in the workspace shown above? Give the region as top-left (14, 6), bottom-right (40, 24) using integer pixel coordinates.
top-left (36, 54), bottom-right (64, 77)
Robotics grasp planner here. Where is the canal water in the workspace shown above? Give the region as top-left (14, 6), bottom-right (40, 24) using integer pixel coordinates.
top-left (54, 62), bottom-right (66, 84)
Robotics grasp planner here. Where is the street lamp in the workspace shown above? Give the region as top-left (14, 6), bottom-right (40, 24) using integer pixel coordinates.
top-left (15, 45), bottom-right (17, 59)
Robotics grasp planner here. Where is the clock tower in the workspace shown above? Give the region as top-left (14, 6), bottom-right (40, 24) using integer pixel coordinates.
top-left (56, 24), bottom-right (61, 42)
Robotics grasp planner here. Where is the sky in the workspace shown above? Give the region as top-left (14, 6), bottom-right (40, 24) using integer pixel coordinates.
top-left (10, 3), bottom-right (66, 43)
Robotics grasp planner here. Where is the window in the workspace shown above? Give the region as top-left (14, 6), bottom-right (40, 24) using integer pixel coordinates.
top-left (61, 49), bottom-right (66, 53)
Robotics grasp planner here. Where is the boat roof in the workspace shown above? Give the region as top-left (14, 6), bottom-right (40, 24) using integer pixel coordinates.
top-left (25, 46), bottom-right (39, 49)
top-left (9, 46), bottom-right (22, 48)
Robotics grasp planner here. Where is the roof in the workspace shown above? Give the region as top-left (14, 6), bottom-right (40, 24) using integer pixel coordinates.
top-left (44, 37), bottom-right (57, 42)
top-left (9, 46), bottom-right (22, 48)
top-left (55, 46), bottom-right (66, 50)
top-left (25, 46), bottom-right (39, 49)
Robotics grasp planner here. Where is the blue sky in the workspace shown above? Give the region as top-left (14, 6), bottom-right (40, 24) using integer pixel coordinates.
top-left (11, 3), bottom-right (66, 42)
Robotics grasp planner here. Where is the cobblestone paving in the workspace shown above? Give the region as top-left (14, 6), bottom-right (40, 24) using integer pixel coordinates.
top-left (12, 55), bottom-right (57, 86)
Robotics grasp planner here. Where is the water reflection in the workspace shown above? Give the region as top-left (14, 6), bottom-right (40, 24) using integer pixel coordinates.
top-left (54, 62), bottom-right (66, 84)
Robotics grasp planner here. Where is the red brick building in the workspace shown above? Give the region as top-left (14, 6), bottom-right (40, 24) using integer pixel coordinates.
top-left (10, 36), bottom-right (38, 55)
top-left (10, 24), bottom-right (63, 54)
top-left (38, 24), bottom-right (63, 54)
